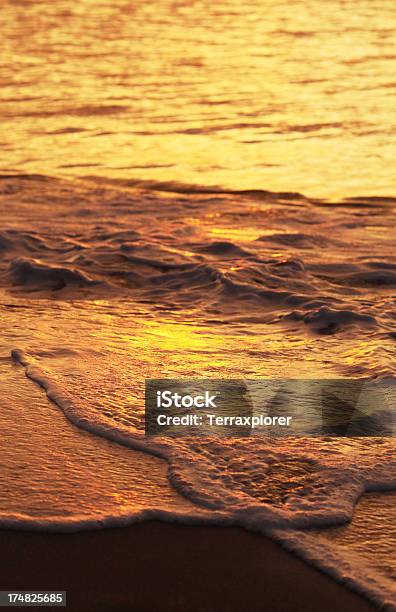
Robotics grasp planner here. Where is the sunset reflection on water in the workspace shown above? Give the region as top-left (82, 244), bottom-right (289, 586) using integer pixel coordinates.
top-left (0, 3), bottom-right (395, 603)
top-left (1, 0), bottom-right (396, 199)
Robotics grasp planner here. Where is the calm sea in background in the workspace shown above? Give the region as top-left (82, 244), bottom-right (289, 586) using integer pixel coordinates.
top-left (0, 1), bottom-right (396, 609)
top-left (1, 0), bottom-right (396, 199)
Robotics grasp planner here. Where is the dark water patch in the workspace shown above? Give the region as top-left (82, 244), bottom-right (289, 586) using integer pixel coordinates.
top-left (0, 230), bottom-right (84, 257)
top-left (0, 233), bottom-right (13, 252)
top-left (9, 258), bottom-right (98, 290)
top-left (311, 262), bottom-right (396, 288)
top-left (110, 164), bottom-right (174, 170)
top-left (45, 127), bottom-right (87, 135)
top-left (0, 173), bottom-right (52, 182)
top-left (177, 121), bottom-right (273, 135)
top-left (59, 163), bottom-right (100, 169)
top-left (342, 196), bottom-right (396, 206)
top-left (365, 261), bottom-right (396, 270)
top-left (149, 263), bottom-right (222, 288)
top-left (283, 306), bottom-right (377, 335)
top-left (83, 176), bottom-right (310, 202)
top-left (94, 230), bottom-right (142, 243)
top-left (342, 271), bottom-right (396, 287)
top-left (7, 105), bottom-right (129, 119)
top-left (195, 241), bottom-right (252, 257)
top-left (279, 122), bottom-right (344, 133)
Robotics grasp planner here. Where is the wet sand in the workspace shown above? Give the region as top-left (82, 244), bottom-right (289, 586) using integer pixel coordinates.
top-left (0, 522), bottom-right (377, 611)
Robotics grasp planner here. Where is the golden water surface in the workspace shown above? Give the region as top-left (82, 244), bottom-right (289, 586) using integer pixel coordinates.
top-left (1, 0), bottom-right (396, 198)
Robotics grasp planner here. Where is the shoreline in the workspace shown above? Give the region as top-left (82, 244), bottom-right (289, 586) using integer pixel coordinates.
top-left (0, 521), bottom-right (377, 612)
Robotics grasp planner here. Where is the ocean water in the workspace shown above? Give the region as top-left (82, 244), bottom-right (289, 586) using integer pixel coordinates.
top-left (1, 0), bottom-right (396, 199)
top-left (1, 0), bottom-right (396, 609)
top-left (0, 175), bottom-right (395, 608)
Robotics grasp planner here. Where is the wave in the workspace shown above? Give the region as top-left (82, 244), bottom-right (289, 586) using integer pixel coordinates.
top-left (0, 173), bottom-right (393, 338)
top-left (11, 349), bottom-right (396, 527)
top-left (10, 348), bottom-right (396, 527)
top-left (81, 174), bottom-right (311, 201)
top-left (283, 306), bottom-right (377, 335)
top-left (9, 258), bottom-right (98, 290)
top-left (8, 348), bottom-right (396, 609)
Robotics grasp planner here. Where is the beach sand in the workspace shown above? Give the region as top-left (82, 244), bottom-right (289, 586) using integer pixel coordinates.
top-left (0, 522), bottom-right (377, 611)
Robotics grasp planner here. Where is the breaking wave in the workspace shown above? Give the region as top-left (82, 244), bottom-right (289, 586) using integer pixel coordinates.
top-left (8, 347), bottom-right (396, 609)
top-left (0, 174), bottom-right (394, 339)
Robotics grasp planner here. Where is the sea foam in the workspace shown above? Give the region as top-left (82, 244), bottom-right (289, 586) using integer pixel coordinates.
top-left (9, 348), bottom-right (396, 609)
